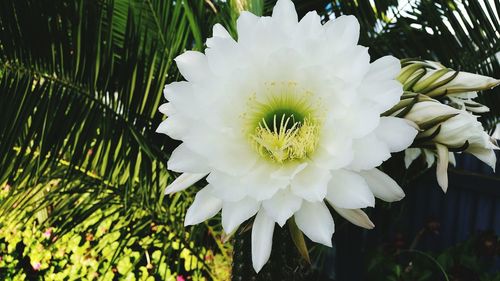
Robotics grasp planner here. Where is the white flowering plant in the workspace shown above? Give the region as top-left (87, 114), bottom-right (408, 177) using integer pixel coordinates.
top-left (1, 0), bottom-right (499, 279)
top-left (397, 59), bottom-right (499, 191)
top-left (157, 0), bottom-right (498, 274)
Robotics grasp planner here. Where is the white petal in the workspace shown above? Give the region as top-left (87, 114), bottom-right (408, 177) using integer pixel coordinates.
top-left (222, 197), bottom-right (260, 233)
top-left (244, 163), bottom-right (289, 201)
top-left (359, 79), bottom-right (403, 112)
top-left (209, 144), bottom-right (258, 176)
top-left (436, 143), bottom-right (449, 192)
top-left (168, 144), bottom-right (210, 173)
top-left (212, 23), bottom-right (231, 38)
top-left (375, 117), bottom-right (418, 152)
top-left (206, 172), bottom-right (247, 202)
top-left (294, 201), bottom-right (334, 247)
top-left (164, 173), bottom-right (207, 195)
top-left (271, 162), bottom-right (308, 181)
top-left (185, 132), bottom-right (258, 177)
top-left (404, 148), bottom-right (422, 168)
top-left (337, 104), bottom-right (380, 139)
top-left (314, 138), bottom-right (353, 170)
top-left (163, 81), bottom-right (191, 102)
top-left (262, 189), bottom-right (302, 227)
top-left (423, 149), bottom-right (436, 168)
top-left (365, 56), bottom-right (401, 82)
top-left (156, 118), bottom-right (173, 134)
top-left (155, 115), bottom-right (189, 140)
top-left (158, 103), bottom-right (173, 115)
top-left (236, 11), bottom-right (259, 44)
top-left (325, 15), bottom-right (360, 50)
top-left (330, 46), bottom-right (370, 83)
top-left (350, 133), bottom-right (391, 171)
top-left (184, 185), bottom-right (222, 226)
top-left (468, 146), bottom-right (497, 170)
top-left (174, 51), bottom-right (210, 82)
top-left (297, 11), bottom-right (323, 38)
top-left (272, 0), bottom-right (298, 26)
top-left (205, 36), bottom-right (244, 75)
top-left (291, 165), bottom-right (331, 202)
top-left (332, 207), bottom-right (374, 229)
top-left (161, 82), bottom-right (205, 120)
top-left (359, 169), bottom-right (405, 202)
top-left (326, 169), bottom-right (375, 209)
top-left (252, 210), bottom-right (275, 273)
top-left (448, 152), bottom-right (456, 167)
top-left (262, 47), bottom-right (303, 81)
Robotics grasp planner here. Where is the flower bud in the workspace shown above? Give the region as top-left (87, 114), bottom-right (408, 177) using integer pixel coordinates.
top-left (399, 59), bottom-right (499, 96)
top-left (403, 101), bottom-right (498, 191)
top-left (398, 59), bottom-right (499, 114)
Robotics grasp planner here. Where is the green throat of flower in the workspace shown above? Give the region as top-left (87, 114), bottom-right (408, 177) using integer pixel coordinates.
top-left (245, 86), bottom-right (322, 163)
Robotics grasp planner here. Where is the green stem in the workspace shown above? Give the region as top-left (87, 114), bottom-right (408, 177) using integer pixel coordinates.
top-left (397, 249), bottom-right (450, 281)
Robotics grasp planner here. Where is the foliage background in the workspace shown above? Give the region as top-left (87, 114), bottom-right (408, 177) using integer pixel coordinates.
top-left (0, 0), bottom-right (498, 280)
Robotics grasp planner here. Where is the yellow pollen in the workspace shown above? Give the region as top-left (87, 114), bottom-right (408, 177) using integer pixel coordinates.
top-left (251, 115), bottom-right (319, 163)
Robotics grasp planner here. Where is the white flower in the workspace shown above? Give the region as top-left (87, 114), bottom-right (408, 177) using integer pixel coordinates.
top-left (404, 101), bottom-right (498, 191)
top-left (157, 0), bottom-right (417, 272)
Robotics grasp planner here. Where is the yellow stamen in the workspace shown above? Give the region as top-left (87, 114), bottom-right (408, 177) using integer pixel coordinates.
top-left (251, 115), bottom-right (319, 163)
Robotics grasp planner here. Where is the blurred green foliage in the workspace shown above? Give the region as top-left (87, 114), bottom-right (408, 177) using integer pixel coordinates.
top-left (0, 185), bottom-right (232, 280)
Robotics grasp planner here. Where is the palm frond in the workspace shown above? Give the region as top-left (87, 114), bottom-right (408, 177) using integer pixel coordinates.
top-left (0, 0), bottom-right (225, 277)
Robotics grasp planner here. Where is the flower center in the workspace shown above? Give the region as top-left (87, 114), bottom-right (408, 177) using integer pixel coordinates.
top-left (252, 112), bottom-right (319, 163)
top-left (244, 82), bottom-right (322, 163)
top-left (262, 109), bottom-right (304, 134)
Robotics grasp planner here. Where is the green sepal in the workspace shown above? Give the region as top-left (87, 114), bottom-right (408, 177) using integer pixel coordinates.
top-left (414, 125), bottom-right (442, 144)
top-left (418, 140), bottom-right (469, 152)
top-left (287, 218), bottom-right (310, 264)
top-left (403, 68), bottom-right (427, 91)
top-left (425, 71), bottom-right (459, 97)
top-left (395, 95), bottom-right (420, 118)
top-left (398, 64), bottom-right (426, 86)
top-left (382, 93), bottom-right (432, 116)
top-left (400, 58), bottom-right (423, 67)
top-left (400, 91), bottom-right (420, 99)
top-left (418, 113), bottom-right (459, 130)
top-left (447, 140), bottom-right (469, 152)
top-left (413, 68), bottom-right (452, 93)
